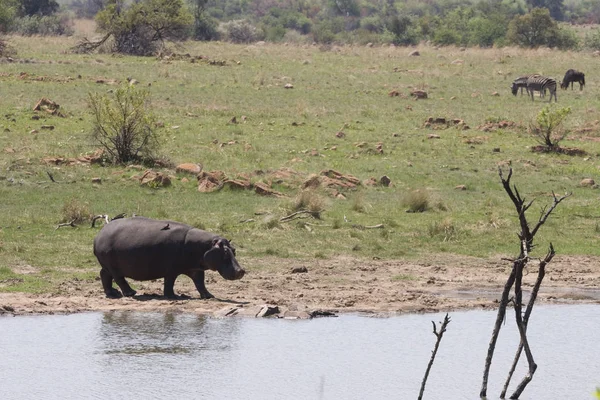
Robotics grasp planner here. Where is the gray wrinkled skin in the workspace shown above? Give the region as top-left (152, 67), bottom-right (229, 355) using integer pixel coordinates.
top-left (93, 217), bottom-right (245, 299)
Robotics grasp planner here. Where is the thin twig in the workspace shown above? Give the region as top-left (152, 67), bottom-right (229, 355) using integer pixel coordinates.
top-left (418, 313), bottom-right (451, 400)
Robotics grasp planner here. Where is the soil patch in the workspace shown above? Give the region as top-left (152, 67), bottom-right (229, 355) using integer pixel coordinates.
top-left (1, 255), bottom-right (599, 318)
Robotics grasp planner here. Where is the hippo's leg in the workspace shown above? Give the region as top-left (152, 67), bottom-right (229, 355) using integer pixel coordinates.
top-left (113, 276), bottom-right (137, 297)
top-left (100, 268), bottom-right (122, 298)
top-left (188, 271), bottom-right (214, 299)
top-left (163, 275), bottom-right (177, 299)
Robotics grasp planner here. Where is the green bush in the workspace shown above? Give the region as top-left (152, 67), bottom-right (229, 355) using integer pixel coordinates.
top-left (403, 190), bottom-right (430, 213)
top-left (549, 25), bottom-right (580, 50)
top-left (13, 14), bottom-right (74, 36)
top-left (88, 85), bottom-right (161, 164)
top-left (529, 106), bottom-right (572, 149)
top-left (584, 29), bottom-right (600, 50)
top-left (433, 28), bottom-right (461, 46)
top-left (218, 19), bottom-right (260, 43)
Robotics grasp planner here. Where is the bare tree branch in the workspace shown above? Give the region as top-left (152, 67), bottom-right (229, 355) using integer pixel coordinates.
top-left (419, 313), bottom-right (451, 400)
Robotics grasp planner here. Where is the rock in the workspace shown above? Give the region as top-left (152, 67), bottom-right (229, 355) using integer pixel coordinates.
top-left (176, 163), bottom-right (203, 175)
top-left (291, 266), bottom-right (308, 274)
top-left (139, 170), bottom-right (171, 187)
top-left (236, 305), bottom-right (267, 317)
top-left (181, 177), bottom-right (189, 183)
top-left (284, 83), bottom-right (294, 89)
top-left (428, 134), bottom-right (440, 139)
top-left (455, 185), bottom-right (467, 190)
top-left (283, 310), bottom-right (312, 319)
top-left (580, 178), bottom-right (595, 187)
top-left (223, 179), bottom-right (252, 190)
top-left (491, 92), bottom-right (500, 96)
top-left (256, 305), bottom-right (279, 318)
top-left (335, 131), bottom-right (345, 138)
top-left (408, 50), bottom-right (420, 56)
top-left (40, 125), bottom-right (54, 130)
top-left (254, 182), bottom-right (285, 197)
top-left (410, 90), bottom-right (428, 99)
top-left (214, 306), bottom-right (240, 318)
top-left (33, 98), bottom-right (60, 115)
top-left (310, 309), bottom-right (337, 318)
top-left (451, 59), bottom-right (464, 65)
top-left (380, 175), bottom-right (391, 187)
top-left (91, 177), bottom-right (102, 184)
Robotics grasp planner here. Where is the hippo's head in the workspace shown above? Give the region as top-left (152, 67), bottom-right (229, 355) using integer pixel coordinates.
top-left (204, 238), bottom-right (245, 280)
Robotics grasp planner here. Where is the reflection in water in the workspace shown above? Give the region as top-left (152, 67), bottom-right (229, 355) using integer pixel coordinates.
top-left (0, 305), bottom-right (599, 399)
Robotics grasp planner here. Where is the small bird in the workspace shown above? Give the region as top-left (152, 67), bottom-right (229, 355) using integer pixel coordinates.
top-left (161, 224), bottom-right (170, 231)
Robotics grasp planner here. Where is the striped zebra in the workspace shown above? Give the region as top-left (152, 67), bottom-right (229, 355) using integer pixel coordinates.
top-left (526, 76), bottom-right (557, 102)
top-left (511, 74), bottom-right (541, 96)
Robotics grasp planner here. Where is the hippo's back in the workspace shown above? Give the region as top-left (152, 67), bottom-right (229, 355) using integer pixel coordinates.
top-left (94, 217), bottom-right (192, 280)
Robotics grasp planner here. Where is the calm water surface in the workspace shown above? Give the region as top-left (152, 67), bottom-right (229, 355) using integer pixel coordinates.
top-left (0, 305), bottom-right (598, 399)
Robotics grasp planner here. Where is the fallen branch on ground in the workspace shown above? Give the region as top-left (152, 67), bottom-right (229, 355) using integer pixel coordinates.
top-left (55, 220), bottom-right (76, 230)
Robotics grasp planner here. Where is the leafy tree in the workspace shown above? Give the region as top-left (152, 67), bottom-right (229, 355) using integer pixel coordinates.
top-left (468, 15), bottom-right (507, 47)
top-left (95, 0), bottom-right (193, 55)
top-left (189, 0), bottom-right (218, 40)
top-left (507, 7), bottom-right (558, 47)
top-left (70, 0), bottom-right (106, 18)
top-left (387, 15), bottom-right (418, 45)
top-left (527, 0), bottom-right (565, 21)
top-left (328, 0), bottom-right (360, 17)
top-left (0, 0), bottom-right (18, 32)
top-left (17, 0), bottom-right (59, 17)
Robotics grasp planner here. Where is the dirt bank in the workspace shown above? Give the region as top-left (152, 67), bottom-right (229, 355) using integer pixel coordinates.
top-left (1, 255), bottom-right (599, 318)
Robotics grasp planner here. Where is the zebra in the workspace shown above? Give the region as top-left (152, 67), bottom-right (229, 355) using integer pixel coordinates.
top-left (560, 69), bottom-right (585, 90)
top-left (526, 76), bottom-right (557, 102)
top-left (511, 74), bottom-right (542, 97)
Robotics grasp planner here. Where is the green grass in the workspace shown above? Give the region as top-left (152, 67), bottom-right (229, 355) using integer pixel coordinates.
top-left (2, 35), bottom-right (600, 293)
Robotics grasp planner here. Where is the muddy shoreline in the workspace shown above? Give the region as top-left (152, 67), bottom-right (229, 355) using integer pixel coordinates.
top-left (1, 255), bottom-right (599, 318)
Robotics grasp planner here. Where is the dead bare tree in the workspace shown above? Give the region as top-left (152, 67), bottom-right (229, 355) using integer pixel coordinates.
top-left (480, 167), bottom-right (569, 399)
top-left (418, 313), bottom-right (451, 400)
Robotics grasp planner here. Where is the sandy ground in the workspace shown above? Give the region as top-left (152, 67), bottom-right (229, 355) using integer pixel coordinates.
top-left (1, 255), bottom-right (599, 318)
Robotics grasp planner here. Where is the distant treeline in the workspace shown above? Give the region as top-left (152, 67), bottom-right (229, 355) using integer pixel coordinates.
top-left (4, 0), bottom-right (600, 51)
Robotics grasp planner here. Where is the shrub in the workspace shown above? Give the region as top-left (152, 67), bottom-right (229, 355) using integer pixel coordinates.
top-left (548, 25), bottom-right (580, 50)
top-left (88, 85), bottom-right (161, 164)
top-left (95, 0), bottom-right (193, 56)
top-left (218, 19), bottom-right (260, 43)
top-left (61, 198), bottom-right (90, 224)
top-left (428, 218), bottom-right (459, 241)
top-left (584, 29), bottom-right (600, 50)
top-left (432, 28), bottom-right (461, 46)
top-left (289, 189), bottom-right (326, 218)
top-left (13, 14), bottom-right (74, 36)
top-left (529, 106), bottom-right (571, 149)
top-left (403, 189), bottom-right (429, 213)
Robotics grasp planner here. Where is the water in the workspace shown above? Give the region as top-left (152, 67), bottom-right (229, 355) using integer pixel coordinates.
top-left (0, 305), bottom-right (598, 400)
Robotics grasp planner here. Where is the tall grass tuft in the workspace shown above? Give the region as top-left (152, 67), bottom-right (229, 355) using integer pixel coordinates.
top-left (61, 198), bottom-right (90, 224)
top-left (403, 190), bottom-right (430, 213)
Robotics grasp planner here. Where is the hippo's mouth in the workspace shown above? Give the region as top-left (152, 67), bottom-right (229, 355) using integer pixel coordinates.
top-left (219, 268), bottom-right (245, 280)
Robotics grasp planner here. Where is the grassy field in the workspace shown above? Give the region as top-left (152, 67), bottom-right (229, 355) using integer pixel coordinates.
top-left (2, 32), bottom-right (600, 293)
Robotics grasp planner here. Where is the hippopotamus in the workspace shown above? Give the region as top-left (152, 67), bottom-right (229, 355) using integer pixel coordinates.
top-left (93, 217), bottom-right (245, 299)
